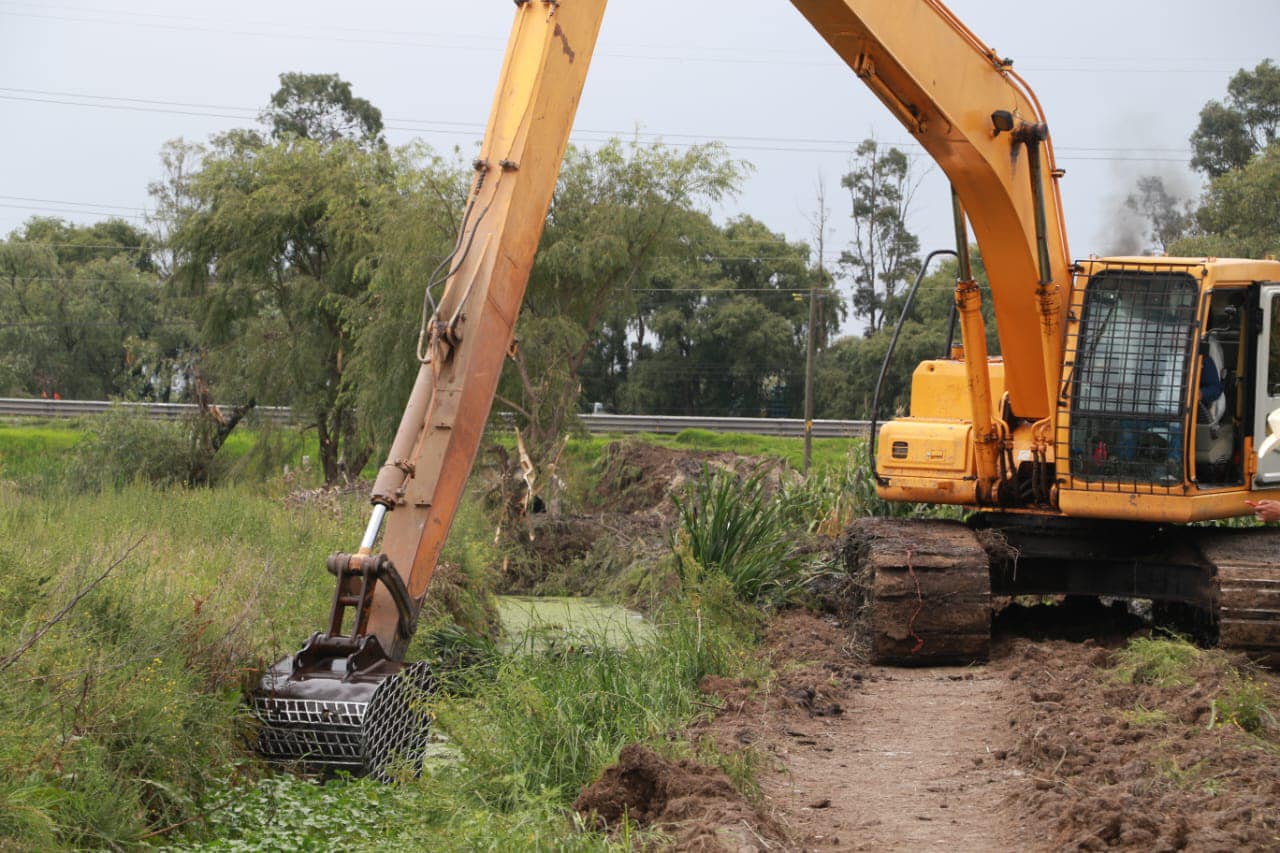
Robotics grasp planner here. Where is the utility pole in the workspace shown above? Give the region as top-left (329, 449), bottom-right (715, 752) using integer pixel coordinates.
top-left (803, 175), bottom-right (830, 475)
top-left (804, 283), bottom-right (818, 475)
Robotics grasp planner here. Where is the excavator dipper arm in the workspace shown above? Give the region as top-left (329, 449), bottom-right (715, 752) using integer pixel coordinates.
top-left (252, 0), bottom-right (610, 775)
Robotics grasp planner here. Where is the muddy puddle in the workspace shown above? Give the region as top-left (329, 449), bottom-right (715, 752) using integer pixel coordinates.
top-left (496, 595), bottom-right (654, 652)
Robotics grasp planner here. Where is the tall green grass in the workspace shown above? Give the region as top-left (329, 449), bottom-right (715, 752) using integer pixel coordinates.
top-left (0, 478), bottom-right (517, 849)
top-left (0, 482), bottom-right (350, 848)
top-left (0, 420), bottom-right (828, 848)
top-left (436, 577), bottom-right (756, 807)
top-left (167, 578), bottom-right (757, 851)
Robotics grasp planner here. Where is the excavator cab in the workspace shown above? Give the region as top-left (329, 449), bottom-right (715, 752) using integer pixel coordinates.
top-left (1056, 258), bottom-right (1280, 520)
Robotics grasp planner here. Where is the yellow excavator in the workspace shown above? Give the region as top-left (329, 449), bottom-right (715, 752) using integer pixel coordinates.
top-left (252, 0), bottom-right (1280, 775)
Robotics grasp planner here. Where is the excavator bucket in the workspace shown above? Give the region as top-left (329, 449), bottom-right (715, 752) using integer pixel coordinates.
top-left (249, 548), bottom-right (437, 778)
top-left (251, 657), bottom-right (437, 779)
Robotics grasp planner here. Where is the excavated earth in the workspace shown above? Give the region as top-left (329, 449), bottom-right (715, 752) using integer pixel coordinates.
top-left (576, 601), bottom-right (1280, 851)
top-left (529, 442), bottom-right (1280, 850)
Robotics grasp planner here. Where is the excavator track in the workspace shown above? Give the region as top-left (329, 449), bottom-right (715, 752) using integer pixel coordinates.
top-left (846, 518), bottom-right (992, 666)
top-left (1197, 528), bottom-right (1280, 666)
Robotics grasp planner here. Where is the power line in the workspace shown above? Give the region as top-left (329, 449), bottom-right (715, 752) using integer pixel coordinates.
top-left (0, 202), bottom-right (148, 221)
top-left (0, 2), bottom-right (1257, 74)
top-left (2, 86), bottom-right (1197, 154)
top-left (0, 194), bottom-right (148, 213)
top-left (0, 88), bottom-right (1196, 163)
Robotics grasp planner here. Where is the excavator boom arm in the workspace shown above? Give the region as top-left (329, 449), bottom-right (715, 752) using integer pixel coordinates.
top-left (794, 0), bottom-right (1071, 418)
top-left (362, 1), bottom-right (609, 656)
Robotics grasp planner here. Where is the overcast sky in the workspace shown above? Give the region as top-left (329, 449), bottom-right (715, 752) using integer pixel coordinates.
top-left (2, 0), bottom-right (1276, 307)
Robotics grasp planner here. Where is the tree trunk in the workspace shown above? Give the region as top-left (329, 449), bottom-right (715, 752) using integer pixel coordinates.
top-left (317, 412), bottom-right (340, 485)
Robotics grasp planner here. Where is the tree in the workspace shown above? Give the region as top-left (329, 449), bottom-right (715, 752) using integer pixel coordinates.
top-left (496, 139), bottom-right (745, 511)
top-left (0, 218), bottom-right (166, 400)
top-left (342, 146), bottom-right (471, 453)
top-left (1190, 60), bottom-right (1280, 178)
top-left (614, 215), bottom-right (834, 418)
top-left (815, 252), bottom-right (994, 419)
top-left (839, 139), bottom-right (922, 335)
top-left (262, 72), bottom-right (385, 149)
top-left (1173, 143), bottom-right (1280, 260)
top-left (162, 132), bottom-right (401, 484)
top-left (1124, 175), bottom-right (1192, 254)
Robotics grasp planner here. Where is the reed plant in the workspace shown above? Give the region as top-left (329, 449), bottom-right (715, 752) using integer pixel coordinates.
top-left (671, 465), bottom-right (804, 606)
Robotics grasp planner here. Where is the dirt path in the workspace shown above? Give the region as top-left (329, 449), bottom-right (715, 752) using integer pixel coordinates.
top-left (761, 666), bottom-right (1033, 851)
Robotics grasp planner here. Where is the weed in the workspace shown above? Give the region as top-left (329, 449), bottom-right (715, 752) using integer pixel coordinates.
top-left (1122, 705), bottom-right (1170, 727)
top-left (0, 481), bottom-right (347, 848)
top-left (695, 738), bottom-right (764, 805)
top-left (1114, 635), bottom-right (1201, 687)
top-left (1211, 672), bottom-right (1275, 734)
top-left (0, 427), bottom-right (769, 850)
top-left (1155, 754), bottom-right (1213, 791)
top-left (432, 583), bottom-right (752, 810)
top-left (169, 774), bottom-right (398, 851)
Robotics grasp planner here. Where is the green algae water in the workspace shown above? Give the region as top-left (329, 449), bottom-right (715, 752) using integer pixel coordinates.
top-left (496, 595), bottom-right (655, 652)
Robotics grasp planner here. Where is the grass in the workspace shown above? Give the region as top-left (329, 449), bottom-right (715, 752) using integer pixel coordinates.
top-left (435, 578), bottom-right (758, 808)
top-left (0, 421), bottom-right (83, 481)
top-left (0, 480), bottom-right (353, 848)
top-left (1114, 635), bottom-right (1203, 687)
top-left (0, 418), bottom-right (315, 490)
top-left (0, 419), bottom-right (781, 849)
top-left (0, 476), bottom-right (514, 849)
top-left (1211, 672), bottom-right (1275, 734)
top-left (557, 428), bottom-right (862, 485)
top-left (162, 578), bottom-right (758, 851)
top-left (1122, 706), bottom-right (1170, 727)
top-left (1111, 635), bottom-right (1278, 739)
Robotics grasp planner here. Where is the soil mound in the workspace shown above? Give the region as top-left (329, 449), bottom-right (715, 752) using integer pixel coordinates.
top-left (1002, 638), bottom-right (1280, 850)
top-left (594, 440), bottom-right (782, 515)
top-left (765, 611), bottom-right (859, 715)
top-left (573, 744), bottom-right (782, 850)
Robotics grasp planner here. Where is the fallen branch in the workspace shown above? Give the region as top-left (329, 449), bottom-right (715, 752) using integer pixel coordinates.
top-left (0, 538), bottom-right (145, 675)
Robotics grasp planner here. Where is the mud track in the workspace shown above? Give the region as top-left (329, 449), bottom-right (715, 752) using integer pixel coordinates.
top-left (763, 665), bottom-right (1028, 850)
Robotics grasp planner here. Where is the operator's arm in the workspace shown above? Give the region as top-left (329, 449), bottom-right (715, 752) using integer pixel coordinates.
top-left (1248, 500), bottom-right (1280, 523)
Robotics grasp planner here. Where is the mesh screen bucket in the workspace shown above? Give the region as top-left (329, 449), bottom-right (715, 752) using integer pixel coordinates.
top-left (361, 661), bottom-right (439, 782)
top-left (251, 695), bottom-right (367, 771)
top-left (251, 661), bottom-right (437, 778)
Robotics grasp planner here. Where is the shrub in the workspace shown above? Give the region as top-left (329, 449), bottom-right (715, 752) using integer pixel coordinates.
top-left (69, 406), bottom-right (207, 489)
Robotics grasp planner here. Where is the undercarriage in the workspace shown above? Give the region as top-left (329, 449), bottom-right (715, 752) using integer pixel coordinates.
top-left (848, 515), bottom-right (1280, 666)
